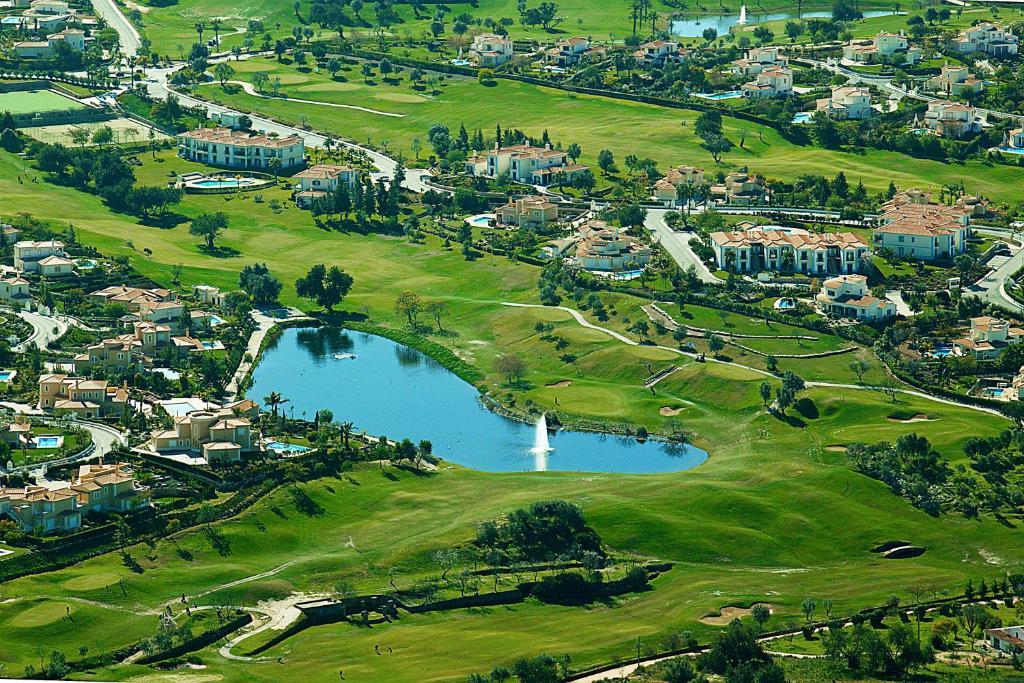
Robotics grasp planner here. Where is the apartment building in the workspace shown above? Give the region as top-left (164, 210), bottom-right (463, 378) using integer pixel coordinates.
top-left (177, 127), bottom-right (305, 170)
top-left (710, 228), bottom-right (870, 275)
top-left (873, 190), bottom-right (971, 261)
top-left (38, 375), bottom-right (127, 417)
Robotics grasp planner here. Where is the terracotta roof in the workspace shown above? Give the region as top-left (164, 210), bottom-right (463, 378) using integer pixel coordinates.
top-left (179, 127), bottom-right (303, 149)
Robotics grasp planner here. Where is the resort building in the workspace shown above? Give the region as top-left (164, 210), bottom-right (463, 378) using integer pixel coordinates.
top-left (653, 165), bottom-right (705, 205)
top-left (73, 321), bottom-right (204, 374)
top-left (925, 65), bottom-right (983, 98)
top-left (951, 23), bottom-right (1018, 57)
top-left (874, 190), bottom-right (971, 261)
top-left (138, 300), bottom-right (186, 332)
top-left (496, 195), bottom-right (558, 229)
top-left (572, 221), bottom-right (651, 272)
top-left (209, 110), bottom-right (250, 130)
top-left (920, 100), bottom-right (983, 138)
top-left (177, 127), bottom-right (305, 170)
top-left (38, 254), bottom-right (74, 277)
top-left (816, 86), bottom-right (872, 120)
top-left (13, 240), bottom-right (65, 273)
top-left (1004, 127), bottom-right (1024, 151)
top-left (815, 275), bottom-right (896, 321)
top-left (842, 32), bottom-right (921, 64)
top-left (986, 626), bottom-right (1024, 655)
top-left (13, 28), bottom-right (84, 57)
top-left (88, 285), bottom-right (176, 311)
top-left (544, 37), bottom-right (596, 67)
top-left (0, 463), bottom-right (148, 534)
top-left (732, 46), bottom-right (789, 77)
top-left (293, 164), bottom-right (359, 209)
top-left (0, 275), bottom-right (31, 308)
top-left (29, 0), bottom-right (69, 14)
top-left (633, 40), bottom-right (691, 68)
top-left (193, 284), bottom-right (226, 310)
top-left (953, 316), bottom-right (1024, 360)
top-left (464, 144), bottom-right (589, 185)
top-left (709, 173), bottom-right (767, 206)
top-left (709, 228), bottom-right (871, 275)
top-left (150, 409), bottom-right (256, 463)
top-left (469, 33), bottom-right (514, 67)
top-left (741, 66), bottom-right (792, 99)
top-left (38, 375), bottom-right (127, 418)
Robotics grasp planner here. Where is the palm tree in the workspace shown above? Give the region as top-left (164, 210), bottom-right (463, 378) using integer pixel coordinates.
top-left (340, 421), bottom-right (353, 449)
top-left (211, 18), bottom-right (222, 47)
top-left (195, 21), bottom-right (206, 43)
top-left (264, 391), bottom-right (289, 418)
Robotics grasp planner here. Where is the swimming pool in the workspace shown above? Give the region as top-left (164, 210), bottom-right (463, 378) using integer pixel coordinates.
top-left (193, 178), bottom-right (260, 188)
top-left (792, 112), bottom-right (813, 124)
top-left (33, 435), bottom-right (64, 449)
top-left (0, 370), bottom-right (17, 382)
top-left (465, 213), bottom-right (495, 229)
top-left (694, 91), bottom-right (743, 101)
top-left (265, 441), bottom-right (311, 454)
top-left (774, 298), bottom-right (797, 311)
top-left (985, 388), bottom-right (1005, 397)
top-left (997, 146), bottom-right (1024, 156)
top-left (201, 341), bottom-right (225, 350)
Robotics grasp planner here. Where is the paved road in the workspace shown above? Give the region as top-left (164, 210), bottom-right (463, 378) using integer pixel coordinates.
top-left (90, 0), bottom-right (140, 58)
top-left (14, 310), bottom-right (68, 351)
top-left (643, 209), bottom-right (719, 285)
top-left (223, 307), bottom-right (311, 400)
top-left (144, 67), bottom-right (434, 193)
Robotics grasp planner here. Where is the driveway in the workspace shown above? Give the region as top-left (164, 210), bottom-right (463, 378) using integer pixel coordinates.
top-left (643, 208), bottom-right (719, 285)
top-left (89, 0), bottom-right (140, 58)
top-left (14, 310), bottom-right (68, 351)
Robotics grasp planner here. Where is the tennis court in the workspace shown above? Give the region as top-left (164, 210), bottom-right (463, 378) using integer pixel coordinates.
top-left (21, 117), bottom-right (170, 145)
top-left (0, 89), bottom-right (87, 115)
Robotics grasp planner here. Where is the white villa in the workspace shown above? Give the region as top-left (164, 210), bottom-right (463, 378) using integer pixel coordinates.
top-left (470, 33), bottom-right (514, 67)
top-left (464, 144), bottom-right (589, 185)
top-left (986, 626), bottom-right (1024, 655)
top-left (1003, 127), bottom-right (1024, 151)
top-left (873, 190), bottom-right (970, 261)
top-left (151, 408), bottom-right (256, 463)
top-left (816, 86), bottom-right (872, 120)
top-left (741, 66), bottom-right (792, 99)
top-left (544, 37), bottom-right (599, 67)
top-left (815, 275), bottom-right (895, 321)
top-left (554, 220), bottom-right (650, 272)
top-left (709, 228), bottom-right (870, 275)
top-left (13, 28), bottom-right (84, 58)
top-left (633, 39), bottom-right (691, 68)
top-left (732, 46), bottom-right (788, 77)
top-left (925, 65), bottom-right (983, 98)
top-left (709, 172), bottom-right (766, 206)
top-left (954, 316), bottom-right (1024, 359)
top-left (951, 23), bottom-right (1018, 57)
top-left (0, 275), bottom-right (30, 308)
top-left (920, 100), bottom-right (983, 138)
top-left (177, 127), bottom-right (305, 170)
top-left (14, 239), bottom-right (65, 273)
top-left (293, 163), bottom-right (359, 208)
top-left (843, 32), bottom-right (921, 64)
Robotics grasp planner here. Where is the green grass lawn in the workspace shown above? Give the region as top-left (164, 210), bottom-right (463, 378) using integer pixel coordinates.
top-left (196, 57), bottom-right (1024, 204)
top-left (0, 89), bottom-right (86, 114)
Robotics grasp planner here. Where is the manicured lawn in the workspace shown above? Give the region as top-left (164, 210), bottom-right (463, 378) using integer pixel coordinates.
top-left (0, 89), bottom-right (85, 114)
top-left (196, 57), bottom-right (1024, 203)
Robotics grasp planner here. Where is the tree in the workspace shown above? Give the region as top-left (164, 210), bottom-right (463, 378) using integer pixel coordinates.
top-left (708, 333), bottom-right (724, 356)
top-left (597, 148), bottom-right (615, 174)
top-left (214, 61), bottom-right (235, 87)
top-left (495, 353), bottom-right (527, 384)
top-left (394, 290), bottom-right (422, 326)
top-left (0, 128), bottom-right (22, 153)
top-left (426, 299), bottom-right (448, 332)
top-left (239, 263), bottom-right (282, 304)
top-left (251, 71), bottom-right (270, 92)
top-left (752, 604), bottom-right (772, 631)
top-left (189, 211), bottom-right (229, 250)
top-left (849, 359), bottom-right (870, 383)
top-left (702, 134), bottom-right (733, 163)
top-left (566, 142), bottom-right (582, 163)
top-left (759, 381), bottom-right (772, 407)
top-left (802, 597), bottom-right (816, 622)
top-left (512, 654), bottom-right (559, 683)
top-left (294, 264), bottom-right (354, 312)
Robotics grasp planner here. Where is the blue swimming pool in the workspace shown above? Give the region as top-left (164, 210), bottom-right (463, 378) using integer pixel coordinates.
top-left (193, 178), bottom-right (260, 188)
top-left (997, 146), bottom-right (1024, 156)
top-left (792, 112), bottom-right (813, 124)
top-left (265, 441), bottom-right (311, 453)
top-left (33, 436), bottom-right (63, 449)
top-left (0, 370), bottom-right (16, 382)
top-left (694, 91), bottom-right (743, 101)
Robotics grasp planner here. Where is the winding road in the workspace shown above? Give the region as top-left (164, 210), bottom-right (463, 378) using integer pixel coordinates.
top-left (14, 310), bottom-right (68, 352)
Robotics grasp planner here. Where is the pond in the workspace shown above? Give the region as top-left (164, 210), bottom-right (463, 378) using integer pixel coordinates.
top-left (248, 328), bottom-right (708, 474)
top-left (671, 9), bottom-right (894, 36)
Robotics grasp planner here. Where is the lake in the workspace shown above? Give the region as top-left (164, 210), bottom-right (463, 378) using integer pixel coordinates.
top-left (248, 327), bottom-right (708, 474)
top-left (671, 9), bottom-right (895, 36)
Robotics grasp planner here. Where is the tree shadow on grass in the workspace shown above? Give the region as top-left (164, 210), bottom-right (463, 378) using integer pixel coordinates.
top-left (197, 244), bottom-right (241, 258)
top-left (771, 411), bottom-right (807, 428)
top-left (139, 212), bottom-right (188, 229)
top-left (204, 525), bottom-right (232, 557)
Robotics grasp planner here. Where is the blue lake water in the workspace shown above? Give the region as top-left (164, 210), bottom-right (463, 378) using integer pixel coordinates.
top-left (248, 327), bottom-right (708, 474)
top-left (671, 9), bottom-right (894, 36)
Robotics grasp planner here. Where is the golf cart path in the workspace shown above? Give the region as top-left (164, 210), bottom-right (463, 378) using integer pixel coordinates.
top-left (225, 80), bottom-right (405, 117)
top-left (500, 303), bottom-right (1005, 417)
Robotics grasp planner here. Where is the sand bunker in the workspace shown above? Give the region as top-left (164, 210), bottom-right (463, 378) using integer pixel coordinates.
top-left (547, 380), bottom-right (572, 388)
top-left (699, 603), bottom-right (774, 626)
top-left (887, 413), bottom-right (935, 423)
top-left (825, 445), bottom-right (848, 452)
top-left (660, 406), bottom-right (685, 416)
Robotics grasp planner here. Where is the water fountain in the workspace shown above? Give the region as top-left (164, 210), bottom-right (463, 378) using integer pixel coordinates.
top-left (737, 4), bottom-right (748, 24)
top-left (531, 413), bottom-right (552, 471)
